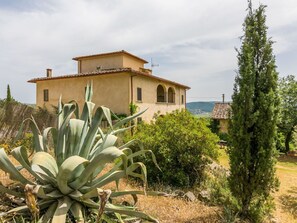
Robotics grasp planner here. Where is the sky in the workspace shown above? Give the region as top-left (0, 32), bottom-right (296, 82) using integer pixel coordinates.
top-left (0, 0), bottom-right (296, 103)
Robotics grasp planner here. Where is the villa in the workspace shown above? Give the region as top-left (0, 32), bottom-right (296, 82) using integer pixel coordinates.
top-left (28, 50), bottom-right (190, 121)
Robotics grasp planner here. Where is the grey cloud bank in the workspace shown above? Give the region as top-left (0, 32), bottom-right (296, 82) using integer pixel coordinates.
top-left (0, 0), bottom-right (296, 103)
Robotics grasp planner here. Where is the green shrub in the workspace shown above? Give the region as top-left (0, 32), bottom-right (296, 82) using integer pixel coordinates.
top-left (125, 110), bottom-right (219, 187)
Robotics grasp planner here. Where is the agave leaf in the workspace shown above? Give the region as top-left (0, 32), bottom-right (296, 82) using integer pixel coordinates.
top-left (0, 149), bottom-right (33, 185)
top-left (85, 82), bottom-right (93, 102)
top-left (114, 213), bottom-right (125, 223)
top-left (79, 106), bottom-right (115, 158)
top-left (105, 203), bottom-right (159, 223)
top-left (128, 150), bottom-right (160, 170)
top-left (89, 134), bottom-right (118, 159)
top-left (42, 127), bottom-right (57, 153)
top-left (66, 119), bottom-right (85, 157)
top-left (38, 201), bottom-right (58, 223)
top-left (57, 95), bottom-right (63, 128)
top-left (11, 146), bottom-right (48, 184)
top-left (112, 109), bottom-right (147, 129)
top-left (80, 101), bottom-right (95, 123)
top-left (0, 184), bottom-right (25, 198)
top-left (33, 185), bottom-right (63, 199)
top-left (52, 196), bottom-right (74, 223)
top-left (28, 116), bottom-right (44, 152)
top-left (15, 117), bottom-right (30, 142)
top-left (31, 152), bottom-right (58, 177)
top-left (110, 190), bottom-right (156, 197)
top-left (127, 162), bottom-right (147, 183)
top-left (71, 147), bottom-right (127, 190)
top-left (80, 170), bottom-right (126, 196)
top-left (110, 125), bottom-right (134, 136)
top-left (118, 139), bottom-right (144, 151)
top-left (57, 156), bottom-right (89, 194)
top-left (100, 106), bottom-right (113, 128)
top-left (4, 200), bottom-right (54, 216)
top-left (79, 107), bottom-right (105, 158)
top-left (70, 202), bottom-right (84, 223)
top-left (31, 165), bottom-right (57, 186)
top-left (68, 100), bottom-right (80, 119)
top-left (56, 103), bottom-right (76, 165)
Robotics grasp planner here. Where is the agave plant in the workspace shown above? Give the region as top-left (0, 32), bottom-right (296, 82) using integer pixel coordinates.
top-left (0, 84), bottom-right (160, 222)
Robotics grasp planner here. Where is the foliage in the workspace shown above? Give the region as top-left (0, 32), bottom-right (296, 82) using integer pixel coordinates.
top-left (129, 103), bottom-right (138, 116)
top-left (0, 133), bottom-right (33, 153)
top-left (0, 84), bottom-right (159, 222)
top-left (218, 133), bottom-right (230, 142)
top-left (209, 119), bottom-right (220, 134)
top-left (229, 1), bottom-right (279, 221)
top-left (126, 110), bottom-right (219, 187)
top-left (278, 75), bottom-right (297, 153)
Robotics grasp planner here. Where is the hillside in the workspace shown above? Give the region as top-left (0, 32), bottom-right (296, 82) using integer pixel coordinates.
top-left (186, 101), bottom-right (216, 115)
top-left (0, 102), bottom-right (56, 141)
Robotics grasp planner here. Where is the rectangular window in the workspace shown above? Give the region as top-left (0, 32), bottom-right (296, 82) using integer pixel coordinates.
top-left (137, 87), bottom-right (142, 101)
top-left (181, 95), bottom-right (184, 104)
top-left (44, 89), bottom-right (49, 102)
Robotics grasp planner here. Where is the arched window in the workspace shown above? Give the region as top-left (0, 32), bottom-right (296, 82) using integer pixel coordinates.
top-left (157, 85), bottom-right (166, 102)
top-left (168, 87), bottom-right (175, 103)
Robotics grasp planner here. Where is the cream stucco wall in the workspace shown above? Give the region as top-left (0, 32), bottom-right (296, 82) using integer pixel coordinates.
top-left (122, 56), bottom-right (145, 71)
top-left (78, 55), bottom-right (124, 73)
top-left (36, 73), bottom-right (131, 115)
top-left (130, 75), bottom-right (186, 122)
top-left (219, 119), bottom-right (229, 133)
top-left (77, 54), bottom-right (145, 73)
top-left (35, 73), bottom-right (187, 122)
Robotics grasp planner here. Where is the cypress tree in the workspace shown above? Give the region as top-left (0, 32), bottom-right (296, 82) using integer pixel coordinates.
top-left (6, 84), bottom-right (12, 103)
top-left (229, 1), bottom-right (279, 221)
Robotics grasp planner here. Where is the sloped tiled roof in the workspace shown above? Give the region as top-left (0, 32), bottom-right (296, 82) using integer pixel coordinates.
top-left (212, 102), bottom-right (231, 119)
top-left (28, 68), bottom-right (190, 89)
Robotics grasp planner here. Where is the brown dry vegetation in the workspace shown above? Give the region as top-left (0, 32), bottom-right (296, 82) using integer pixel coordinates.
top-left (0, 152), bottom-right (296, 222)
top-left (218, 150), bottom-right (297, 223)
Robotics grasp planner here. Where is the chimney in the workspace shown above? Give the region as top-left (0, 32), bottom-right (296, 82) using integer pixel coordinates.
top-left (46, 69), bottom-right (52, 78)
top-left (222, 94), bottom-right (225, 103)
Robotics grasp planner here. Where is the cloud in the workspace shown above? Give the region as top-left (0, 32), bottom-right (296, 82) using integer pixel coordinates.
top-left (0, 0), bottom-right (296, 103)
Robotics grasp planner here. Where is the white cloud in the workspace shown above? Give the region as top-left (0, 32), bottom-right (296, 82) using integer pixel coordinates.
top-left (0, 0), bottom-right (296, 102)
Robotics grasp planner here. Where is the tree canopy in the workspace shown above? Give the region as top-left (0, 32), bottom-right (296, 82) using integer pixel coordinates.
top-left (278, 75), bottom-right (297, 152)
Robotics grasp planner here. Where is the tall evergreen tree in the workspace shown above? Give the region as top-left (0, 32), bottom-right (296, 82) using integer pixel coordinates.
top-left (6, 84), bottom-right (12, 103)
top-left (229, 1), bottom-right (279, 220)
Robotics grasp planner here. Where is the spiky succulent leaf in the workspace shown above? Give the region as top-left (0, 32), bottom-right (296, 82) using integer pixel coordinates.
top-left (0, 84), bottom-right (159, 222)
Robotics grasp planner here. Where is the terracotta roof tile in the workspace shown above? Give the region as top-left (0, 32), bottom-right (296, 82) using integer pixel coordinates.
top-left (28, 68), bottom-right (190, 89)
top-left (212, 102), bottom-right (231, 119)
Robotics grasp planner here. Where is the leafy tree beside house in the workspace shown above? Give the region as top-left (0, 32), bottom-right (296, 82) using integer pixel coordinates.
top-left (278, 75), bottom-right (297, 153)
top-left (229, 1), bottom-right (279, 221)
top-left (126, 110), bottom-right (219, 187)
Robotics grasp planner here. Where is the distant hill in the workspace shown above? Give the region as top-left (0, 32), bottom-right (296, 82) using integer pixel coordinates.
top-left (186, 101), bottom-right (216, 115)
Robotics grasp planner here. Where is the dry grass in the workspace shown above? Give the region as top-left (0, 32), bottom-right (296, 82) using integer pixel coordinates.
top-left (274, 155), bottom-right (297, 223)
top-left (1, 151), bottom-right (296, 222)
top-left (218, 149), bottom-right (297, 223)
